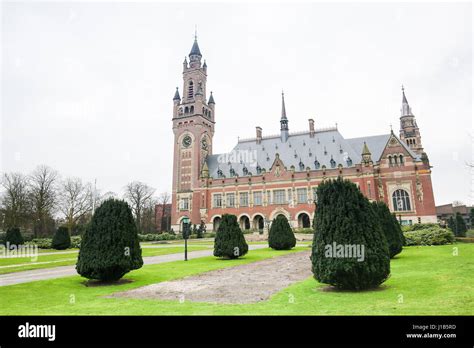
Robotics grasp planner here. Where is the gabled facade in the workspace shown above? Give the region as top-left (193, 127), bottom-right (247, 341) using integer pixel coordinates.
top-left (170, 38), bottom-right (437, 233)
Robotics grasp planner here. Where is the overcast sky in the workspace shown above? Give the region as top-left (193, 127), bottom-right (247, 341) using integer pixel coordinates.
top-left (1, 1), bottom-right (472, 206)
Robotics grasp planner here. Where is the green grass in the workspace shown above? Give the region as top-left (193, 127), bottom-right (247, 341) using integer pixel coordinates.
top-left (0, 246), bottom-right (211, 274)
top-left (0, 244), bottom-right (472, 315)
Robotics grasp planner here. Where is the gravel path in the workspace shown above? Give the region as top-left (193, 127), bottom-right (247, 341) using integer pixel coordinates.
top-left (0, 244), bottom-right (268, 287)
top-left (111, 250), bottom-right (312, 304)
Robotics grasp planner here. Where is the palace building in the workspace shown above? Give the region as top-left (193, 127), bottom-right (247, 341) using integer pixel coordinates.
top-left (170, 37), bottom-right (437, 233)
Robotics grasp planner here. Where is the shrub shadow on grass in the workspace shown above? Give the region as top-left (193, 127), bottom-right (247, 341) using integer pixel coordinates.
top-left (317, 284), bottom-right (390, 293)
top-left (81, 278), bottom-right (134, 287)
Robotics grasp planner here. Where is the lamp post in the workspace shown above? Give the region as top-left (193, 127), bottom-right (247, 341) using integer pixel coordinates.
top-left (182, 217), bottom-right (190, 261)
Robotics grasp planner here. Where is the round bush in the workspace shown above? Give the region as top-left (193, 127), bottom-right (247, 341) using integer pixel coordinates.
top-left (403, 227), bottom-right (455, 246)
top-left (52, 226), bottom-right (71, 250)
top-left (268, 215), bottom-right (296, 250)
top-left (213, 214), bottom-right (248, 259)
top-left (76, 199), bottom-right (143, 281)
top-left (311, 177), bottom-right (390, 290)
top-left (372, 201), bottom-right (404, 258)
top-left (5, 227), bottom-right (24, 249)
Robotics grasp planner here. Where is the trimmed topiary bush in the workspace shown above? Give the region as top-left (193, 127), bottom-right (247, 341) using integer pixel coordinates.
top-left (268, 215), bottom-right (296, 250)
top-left (311, 177), bottom-right (390, 290)
top-left (403, 227), bottom-right (455, 246)
top-left (213, 214), bottom-right (248, 259)
top-left (371, 201), bottom-right (404, 258)
top-left (5, 227), bottom-right (24, 249)
top-left (76, 199), bottom-right (143, 281)
top-left (52, 226), bottom-right (71, 250)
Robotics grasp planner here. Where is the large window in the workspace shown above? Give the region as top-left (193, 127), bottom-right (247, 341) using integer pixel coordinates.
top-left (240, 192), bottom-right (249, 207)
top-left (213, 194), bottom-right (222, 208)
top-left (226, 193), bottom-right (235, 208)
top-left (253, 191), bottom-right (262, 206)
top-left (392, 189), bottom-right (411, 211)
top-left (297, 188), bottom-right (308, 204)
top-left (266, 191), bottom-right (272, 205)
top-left (273, 190), bottom-right (286, 204)
top-left (180, 198), bottom-right (189, 211)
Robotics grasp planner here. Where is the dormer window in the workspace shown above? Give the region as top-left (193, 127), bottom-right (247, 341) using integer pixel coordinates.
top-left (314, 160), bottom-right (320, 170)
top-left (256, 165), bottom-right (262, 174)
top-left (346, 157), bottom-right (353, 166)
top-left (230, 167), bottom-right (236, 177)
top-left (243, 166), bottom-right (248, 175)
top-left (330, 157), bottom-right (336, 168)
top-left (217, 168), bottom-right (224, 178)
top-left (299, 161), bottom-right (305, 171)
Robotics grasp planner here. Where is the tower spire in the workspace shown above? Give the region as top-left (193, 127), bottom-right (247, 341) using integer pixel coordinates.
top-left (281, 91), bottom-right (287, 120)
top-left (280, 90), bottom-right (289, 142)
top-left (401, 85), bottom-right (412, 116)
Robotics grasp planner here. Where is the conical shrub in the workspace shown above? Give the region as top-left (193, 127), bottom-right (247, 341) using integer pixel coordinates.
top-left (371, 201), bottom-right (404, 258)
top-left (213, 214), bottom-right (248, 259)
top-left (52, 226), bottom-right (71, 250)
top-left (311, 177), bottom-right (390, 290)
top-left (5, 227), bottom-right (23, 249)
top-left (268, 215), bottom-right (296, 250)
top-left (76, 199), bottom-right (143, 281)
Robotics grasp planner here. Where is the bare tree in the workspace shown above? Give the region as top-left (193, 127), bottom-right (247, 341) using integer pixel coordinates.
top-left (123, 181), bottom-right (155, 232)
top-left (157, 191), bottom-right (171, 232)
top-left (58, 177), bottom-right (93, 233)
top-left (0, 172), bottom-right (31, 229)
top-left (29, 165), bottom-right (58, 237)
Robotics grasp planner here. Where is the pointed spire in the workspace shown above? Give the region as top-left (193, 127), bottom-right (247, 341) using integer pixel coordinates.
top-left (362, 141), bottom-right (372, 165)
top-left (401, 85), bottom-right (412, 116)
top-left (362, 141), bottom-right (371, 155)
top-left (173, 87), bottom-right (181, 101)
top-left (189, 34), bottom-right (202, 57)
top-left (208, 91), bottom-right (215, 104)
top-left (281, 90), bottom-right (287, 120)
top-left (280, 90), bottom-right (289, 142)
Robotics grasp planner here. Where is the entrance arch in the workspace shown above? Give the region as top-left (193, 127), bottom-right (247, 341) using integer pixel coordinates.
top-left (252, 214), bottom-right (264, 233)
top-left (297, 212), bottom-right (311, 228)
top-left (239, 215), bottom-right (251, 231)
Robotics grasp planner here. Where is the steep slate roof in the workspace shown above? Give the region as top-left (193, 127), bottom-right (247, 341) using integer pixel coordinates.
top-left (205, 128), bottom-right (420, 179)
top-left (189, 39), bottom-right (202, 56)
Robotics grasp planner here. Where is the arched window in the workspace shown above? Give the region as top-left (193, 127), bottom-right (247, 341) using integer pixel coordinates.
top-left (388, 156), bottom-right (393, 167)
top-left (188, 81), bottom-right (194, 99)
top-left (392, 189), bottom-right (411, 211)
top-left (184, 106), bottom-right (189, 114)
top-left (190, 105), bottom-right (194, 114)
top-left (393, 156), bottom-right (398, 166)
top-left (208, 111), bottom-right (212, 118)
top-left (399, 155), bottom-right (404, 166)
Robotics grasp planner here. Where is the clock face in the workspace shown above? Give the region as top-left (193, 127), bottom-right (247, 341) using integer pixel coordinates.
top-left (201, 138), bottom-right (208, 150)
top-left (182, 135), bottom-right (192, 148)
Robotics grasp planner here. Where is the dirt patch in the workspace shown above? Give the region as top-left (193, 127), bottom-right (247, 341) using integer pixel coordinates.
top-left (109, 250), bottom-right (312, 304)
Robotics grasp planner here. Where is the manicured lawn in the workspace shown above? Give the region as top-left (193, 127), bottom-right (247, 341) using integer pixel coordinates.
top-left (0, 246), bottom-right (211, 274)
top-left (0, 244), bottom-right (472, 315)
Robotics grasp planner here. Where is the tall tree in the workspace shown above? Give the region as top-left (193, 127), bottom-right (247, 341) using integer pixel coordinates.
top-left (123, 181), bottom-right (155, 232)
top-left (58, 177), bottom-right (93, 234)
top-left (470, 208), bottom-right (474, 229)
top-left (29, 165), bottom-right (58, 237)
top-left (140, 197), bottom-right (158, 234)
top-left (0, 172), bottom-right (31, 229)
top-left (454, 212), bottom-right (467, 237)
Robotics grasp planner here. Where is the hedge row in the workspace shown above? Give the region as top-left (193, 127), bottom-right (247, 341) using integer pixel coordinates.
top-left (403, 227), bottom-right (455, 246)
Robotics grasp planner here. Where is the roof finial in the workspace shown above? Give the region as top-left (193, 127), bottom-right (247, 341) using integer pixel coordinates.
top-left (194, 25), bottom-right (197, 40)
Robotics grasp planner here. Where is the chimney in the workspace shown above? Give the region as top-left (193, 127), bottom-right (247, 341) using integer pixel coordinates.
top-left (309, 118), bottom-right (315, 138)
top-left (256, 127), bottom-right (262, 144)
